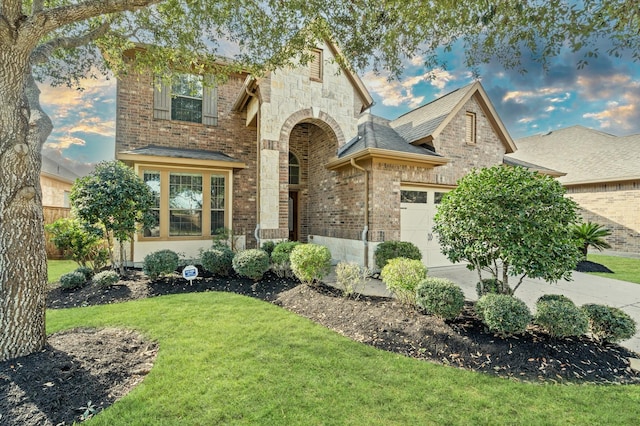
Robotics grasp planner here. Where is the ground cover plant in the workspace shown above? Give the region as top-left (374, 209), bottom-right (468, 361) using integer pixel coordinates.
top-left (5, 267), bottom-right (640, 424)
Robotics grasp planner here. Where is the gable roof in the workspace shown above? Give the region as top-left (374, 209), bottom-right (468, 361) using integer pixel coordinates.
top-left (389, 81), bottom-right (516, 153)
top-left (507, 125), bottom-right (640, 185)
top-left (41, 155), bottom-right (80, 183)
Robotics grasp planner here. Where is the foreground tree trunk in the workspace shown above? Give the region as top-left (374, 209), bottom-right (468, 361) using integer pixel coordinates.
top-left (0, 46), bottom-right (50, 361)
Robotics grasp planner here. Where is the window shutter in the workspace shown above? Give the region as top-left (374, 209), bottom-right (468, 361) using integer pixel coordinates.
top-left (310, 49), bottom-right (322, 81)
top-left (465, 112), bottom-right (476, 144)
top-left (202, 75), bottom-right (218, 126)
top-left (153, 77), bottom-right (171, 120)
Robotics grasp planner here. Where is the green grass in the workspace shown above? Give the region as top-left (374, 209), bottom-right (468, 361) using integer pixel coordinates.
top-left (47, 292), bottom-right (640, 425)
top-left (587, 254), bottom-right (640, 284)
top-left (47, 259), bottom-right (77, 283)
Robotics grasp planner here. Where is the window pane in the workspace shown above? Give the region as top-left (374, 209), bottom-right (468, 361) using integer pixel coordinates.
top-left (172, 74), bottom-right (203, 98)
top-left (210, 210), bottom-right (225, 235)
top-left (401, 190), bottom-right (428, 203)
top-left (143, 171), bottom-right (160, 237)
top-left (289, 152), bottom-right (300, 185)
top-left (434, 192), bottom-right (446, 204)
top-left (170, 173), bottom-right (202, 236)
top-left (171, 96), bottom-right (202, 123)
top-left (210, 175), bottom-right (225, 235)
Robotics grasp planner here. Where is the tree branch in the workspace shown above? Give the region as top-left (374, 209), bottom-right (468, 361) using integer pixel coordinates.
top-left (30, 19), bottom-right (112, 65)
top-left (31, 0), bottom-right (44, 15)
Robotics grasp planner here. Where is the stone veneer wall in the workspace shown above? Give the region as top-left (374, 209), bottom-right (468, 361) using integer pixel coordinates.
top-left (566, 182), bottom-right (640, 253)
top-left (116, 71), bottom-right (259, 247)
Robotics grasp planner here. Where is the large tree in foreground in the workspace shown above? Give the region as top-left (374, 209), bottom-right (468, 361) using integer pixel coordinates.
top-left (1, 1), bottom-right (638, 361)
top-left (433, 166), bottom-right (583, 294)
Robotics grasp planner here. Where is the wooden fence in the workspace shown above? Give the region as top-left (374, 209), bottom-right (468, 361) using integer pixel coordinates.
top-left (43, 206), bottom-right (71, 259)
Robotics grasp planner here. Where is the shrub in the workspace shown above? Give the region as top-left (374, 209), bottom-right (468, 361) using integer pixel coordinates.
top-left (335, 261), bottom-right (370, 299)
top-left (92, 270), bottom-right (120, 288)
top-left (232, 249), bottom-right (270, 281)
top-left (143, 249), bottom-right (180, 280)
top-left (415, 277), bottom-right (465, 320)
top-left (201, 245), bottom-right (235, 276)
top-left (75, 266), bottom-right (94, 281)
top-left (380, 257), bottom-right (427, 306)
top-left (475, 294), bottom-right (531, 336)
top-left (59, 271), bottom-right (87, 290)
top-left (261, 240), bottom-right (277, 257)
top-left (271, 241), bottom-right (301, 278)
top-left (290, 244), bottom-right (332, 285)
top-left (476, 278), bottom-right (511, 297)
top-left (536, 294), bottom-right (573, 304)
top-left (374, 241), bottom-right (422, 270)
top-left (45, 217), bottom-right (109, 272)
top-left (535, 299), bottom-right (588, 338)
top-left (581, 304), bottom-right (637, 343)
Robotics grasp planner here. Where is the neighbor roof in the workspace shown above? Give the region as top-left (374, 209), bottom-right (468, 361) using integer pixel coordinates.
top-left (41, 155), bottom-right (80, 183)
top-left (507, 126), bottom-right (640, 185)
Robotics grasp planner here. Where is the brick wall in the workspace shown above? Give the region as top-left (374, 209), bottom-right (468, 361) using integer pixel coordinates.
top-left (116, 71), bottom-right (259, 247)
top-left (567, 182), bottom-right (640, 253)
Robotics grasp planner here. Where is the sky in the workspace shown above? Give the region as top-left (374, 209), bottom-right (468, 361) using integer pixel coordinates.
top-left (39, 42), bottom-right (640, 175)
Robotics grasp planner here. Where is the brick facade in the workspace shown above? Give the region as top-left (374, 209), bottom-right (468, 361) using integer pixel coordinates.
top-left (567, 182), bottom-right (640, 253)
top-left (116, 71), bottom-right (259, 248)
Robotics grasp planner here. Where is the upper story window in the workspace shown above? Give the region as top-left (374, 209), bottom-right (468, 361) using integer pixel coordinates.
top-left (465, 112), bottom-right (476, 144)
top-left (171, 74), bottom-right (203, 123)
top-left (154, 73), bottom-right (218, 126)
top-left (289, 152), bottom-right (300, 185)
top-left (310, 49), bottom-right (323, 82)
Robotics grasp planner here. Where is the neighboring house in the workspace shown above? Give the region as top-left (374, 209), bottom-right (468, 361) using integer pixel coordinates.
top-left (116, 42), bottom-right (517, 267)
top-left (40, 154), bottom-right (80, 208)
top-left (507, 125), bottom-right (640, 254)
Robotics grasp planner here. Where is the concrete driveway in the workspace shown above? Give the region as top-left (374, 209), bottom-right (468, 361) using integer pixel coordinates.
top-left (326, 264), bottom-right (640, 354)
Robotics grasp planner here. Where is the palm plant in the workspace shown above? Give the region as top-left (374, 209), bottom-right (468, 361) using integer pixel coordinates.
top-left (572, 222), bottom-right (612, 258)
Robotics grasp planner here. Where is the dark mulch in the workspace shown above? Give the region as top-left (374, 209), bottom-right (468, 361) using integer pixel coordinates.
top-left (2, 270), bottom-right (639, 425)
top-left (576, 260), bottom-right (614, 273)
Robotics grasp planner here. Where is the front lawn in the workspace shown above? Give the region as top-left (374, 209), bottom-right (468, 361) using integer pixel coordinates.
top-left (47, 259), bottom-right (77, 284)
top-left (47, 292), bottom-right (640, 425)
top-left (587, 254), bottom-right (640, 284)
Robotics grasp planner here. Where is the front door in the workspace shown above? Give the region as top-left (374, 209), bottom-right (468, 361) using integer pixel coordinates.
top-left (288, 191), bottom-right (298, 241)
top-left (400, 187), bottom-right (453, 267)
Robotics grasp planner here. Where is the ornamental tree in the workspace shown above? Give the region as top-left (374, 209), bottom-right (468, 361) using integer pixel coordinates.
top-left (71, 161), bottom-right (155, 275)
top-left (433, 166), bottom-right (582, 294)
top-left (1, 0), bottom-right (637, 361)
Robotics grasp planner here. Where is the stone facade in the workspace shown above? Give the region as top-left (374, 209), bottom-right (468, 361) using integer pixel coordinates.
top-left (567, 182), bottom-right (640, 253)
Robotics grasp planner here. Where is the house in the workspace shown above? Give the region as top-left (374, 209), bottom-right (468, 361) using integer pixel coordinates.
top-left (40, 154), bottom-right (80, 208)
top-left (115, 42), bottom-right (517, 267)
top-left (507, 126), bottom-right (640, 254)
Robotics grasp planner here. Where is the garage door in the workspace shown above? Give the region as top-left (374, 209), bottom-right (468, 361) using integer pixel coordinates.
top-left (400, 187), bottom-right (454, 268)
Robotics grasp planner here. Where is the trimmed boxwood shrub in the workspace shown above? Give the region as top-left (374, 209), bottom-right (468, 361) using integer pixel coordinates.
top-left (270, 241), bottom-right (301, 278)
top-left (374, 241), bottom-right (422, 270)
top-left (59, 271), bottom-right (87, 290)
top-left (261, 240), bottom-right (276, 257)
top-left (415, 277), bottom-right (465, 320)
top-left (535, 299), bottom-right (588, 338)
top-left (75, 266), bottom-right (94, 281)
top-left (581, 304), bottom-right (637, 343)
top-left (380, 257), bottom-right (427, 306)
top-left (537, 294), bottom-right (573, 304)
top-left (143, 249), bottom-right (180, 280)
top-left (476, 278), bottom-right (511, 297)
top-left (201, 245), bottom-right (235, 276)
top-left (335, 261), bottom-right (370, 299)
top-left (290, 243), bottom-right (332, 285)
top-left (475, 294), bottom-right (531, 336)
top-left (92, 270), bottom-right (120, 288)
top-left (232, 249), bottom-right (270, 281)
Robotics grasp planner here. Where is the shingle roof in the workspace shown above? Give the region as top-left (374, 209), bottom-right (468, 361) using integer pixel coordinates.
top-left (338, 114), bottom-right (443, 159)
top-left (502, 156), bottom-right (565, 177)
top-left (507, 126), bottom-right (640, 184)
top-left (41, 155), bottom-right (80, 183)
top-left (119, 145), bottom-right (243, 163)
top-left (389, 83), bottom-right (476, 143)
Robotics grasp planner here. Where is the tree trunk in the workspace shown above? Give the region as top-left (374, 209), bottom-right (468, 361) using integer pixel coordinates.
top-left (0, 46), bottom-right (51, 361)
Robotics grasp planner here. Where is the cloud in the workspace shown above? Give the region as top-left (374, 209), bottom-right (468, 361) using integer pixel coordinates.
top-left (583, 102), bottom-right (638, 131)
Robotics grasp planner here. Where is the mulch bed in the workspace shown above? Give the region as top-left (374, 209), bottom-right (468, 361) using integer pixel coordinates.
top-left (575, 260), bottom-right (614, 273)
top-left (2, 269), bottom-right (639, 425)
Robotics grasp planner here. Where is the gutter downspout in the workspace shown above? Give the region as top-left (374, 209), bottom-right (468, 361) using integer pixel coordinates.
top-left (350, 158), bottom-right (369, 268)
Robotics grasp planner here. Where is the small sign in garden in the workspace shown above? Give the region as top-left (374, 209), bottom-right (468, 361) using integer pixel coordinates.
top-left (182, 265), bottom-right (198, 283)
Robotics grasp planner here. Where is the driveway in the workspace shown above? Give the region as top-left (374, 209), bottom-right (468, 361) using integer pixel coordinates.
top-left (326, 264), bottom-right (640, 354)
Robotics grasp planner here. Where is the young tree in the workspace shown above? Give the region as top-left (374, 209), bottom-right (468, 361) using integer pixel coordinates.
top-left (1, 1), bottom-right (637, 361)
top-left (433, 166), bottom-right (583, 294)
top-left (71, 161), bottom-right (155, 275)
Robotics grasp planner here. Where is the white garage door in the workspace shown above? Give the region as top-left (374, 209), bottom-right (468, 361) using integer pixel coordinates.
top-left (400, 187), bottom-right (454, 268)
